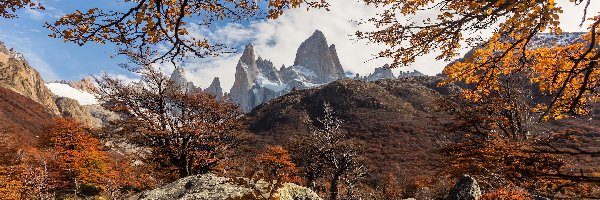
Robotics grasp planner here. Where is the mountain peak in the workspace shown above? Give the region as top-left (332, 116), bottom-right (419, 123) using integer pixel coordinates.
top-left (240, 43), bottom-right (257, 68)
top-left (293, 30), bottom-right (345, 83)
top-left (311, 30), bottom-right (325, 38)
top-left (205, 77), bottom-right (223, 99)
top-left (305, 30), bottom-right (327, 45)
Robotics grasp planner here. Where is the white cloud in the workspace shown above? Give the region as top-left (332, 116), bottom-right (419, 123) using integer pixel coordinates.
top-left (25, 8), bottom-right (45, 21)
top-left (161, 1), bottom-right (600, 92)
top-left (102, 72), bottom-right (140, 84)
top-left (557, 1), bottom-right (600, 32)
top-left (181, 0), bottom-right (395, 91)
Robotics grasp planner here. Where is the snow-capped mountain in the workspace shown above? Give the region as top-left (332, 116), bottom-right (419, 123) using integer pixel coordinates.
top-left (228, 30), bottom-right (348, 112)
top-left (193, 30), bottom-right (430, 112)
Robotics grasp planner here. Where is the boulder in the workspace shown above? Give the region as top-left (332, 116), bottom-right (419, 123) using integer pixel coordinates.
top-left (129, 174), bottom-right (321, 200)
top-left (447, 175), bottom-right (482, 200)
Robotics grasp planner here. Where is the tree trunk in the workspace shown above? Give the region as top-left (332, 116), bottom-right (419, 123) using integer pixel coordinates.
top-left (306, 173), bottom-right (316, 190)
top-left (178, 153), bottom-right (190, 178)
top-left (330, 173), bottom-right (341, 200)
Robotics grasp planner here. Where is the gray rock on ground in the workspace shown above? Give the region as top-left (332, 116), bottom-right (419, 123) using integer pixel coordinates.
top-left (130, 173), bottom-right (321, 200)
top-left (447, 175), bottom-right (482, 200)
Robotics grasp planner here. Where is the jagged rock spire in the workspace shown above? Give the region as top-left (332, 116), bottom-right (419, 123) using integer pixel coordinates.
top-left (169, 66), bottom-right (195, 92)
top-left (230, 44), bottom-right (260, 111)
top-left (227, 30), bottom-right (350, 112)
top-left (293, 30), bottom-right (346, 83)
top-left (205, 77), bottom-right (223, 99)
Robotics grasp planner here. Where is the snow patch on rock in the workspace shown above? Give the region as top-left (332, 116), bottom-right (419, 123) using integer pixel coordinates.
top-left (46, 83), bottom-right (98, 105)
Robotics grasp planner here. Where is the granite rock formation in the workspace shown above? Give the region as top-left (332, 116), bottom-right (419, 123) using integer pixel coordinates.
top-left (129, 173), bottom-right (321, 200)
top-left (228, 30), bottom-right (347, 112)
top-left (204, 77), bottom-right (224, 99)
top-left (55, 97), bottom-right (99, 128)
top-left (0, 41), bottom-right (60, 115)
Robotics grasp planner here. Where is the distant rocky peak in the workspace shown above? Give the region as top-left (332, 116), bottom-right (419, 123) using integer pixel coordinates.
top-left (0, 41), bottom-right (8, 54)
top-left (58, 77), bottom-right (98, 93)
top-left (309, 30), bottom-right (327, 43)
top-left (328, 44), bottom-right (345, 77)
top-left (170, 67), bottom-right (187, 85)
top-left (240, 43), bottom-right (257, 68)
top-left (205, 77), bottom-right (223, 99)
top-left (256, 57), bottom-right (281, 83)
top-left (169, 67), bottom-right (195, 92)
top-left (293, 30), bottom-right (345, 83)
top-left (227, 30), bottom-right (349, 112)
top-left (0, 42), bottom-right (25, 62)
top-left (370, 65), bottom-right (396, 80)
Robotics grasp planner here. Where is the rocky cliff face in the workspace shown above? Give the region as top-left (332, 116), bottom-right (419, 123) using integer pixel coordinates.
top-left (365, 64), bottom-right (395, 80)
top-left (170, 67), bottom-right (196, 93)
top-left (293, 30), bottom-right (345, 83)
top-left (57, 77), bottom-right (98, 93)
top-left (0, 41), bottom-right (60, 115)
top-left (228, 30), bottom-right (348, 112)
top-left (55, 97), bottom-right (99, 128)
top-left (204, 77), bottom-right (224, 99)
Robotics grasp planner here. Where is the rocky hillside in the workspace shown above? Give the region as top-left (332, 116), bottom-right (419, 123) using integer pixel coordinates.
top-left (0, 86), bottom-right (54, 149)
top-left (0, 41), bottom-right (111, 128)
top-left (245, 76), bottom-right (458, 181)
top-left (0, 41), bottom-right (60, 115)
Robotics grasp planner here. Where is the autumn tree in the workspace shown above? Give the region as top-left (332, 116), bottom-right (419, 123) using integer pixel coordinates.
top-left (96, 65), bottom-right (244, 181)
top-left (232, 145), bottom-right (299, 200)
top-left (45, 118), bottom-right (117, 197)
top-left (359, 0), bottom-right (599, 120)
top-left (0, 130), bottom-right (24, 200)
top-left (291, 103), bottom-right (366, 200)
top-left (440, 87), bottom-right (600, 198)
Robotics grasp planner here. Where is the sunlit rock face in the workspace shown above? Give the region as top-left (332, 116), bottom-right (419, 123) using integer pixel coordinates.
top-left (0, 41), bottom-right (60, 115)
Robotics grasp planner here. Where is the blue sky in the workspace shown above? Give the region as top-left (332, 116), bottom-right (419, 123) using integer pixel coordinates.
top-left (0, 0), bottom-right (131, 81)
top-left (0, 1), bottom-right (598, 90)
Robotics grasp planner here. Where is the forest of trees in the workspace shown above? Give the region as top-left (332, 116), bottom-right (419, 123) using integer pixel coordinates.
top-left (1, 0), bottom-right (600, 199)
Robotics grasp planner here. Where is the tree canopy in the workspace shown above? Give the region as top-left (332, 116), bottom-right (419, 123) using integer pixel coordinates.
top-left (42, 0), bottom-right (328, 65)
top-left (358, 0), bottom-right (599, 119)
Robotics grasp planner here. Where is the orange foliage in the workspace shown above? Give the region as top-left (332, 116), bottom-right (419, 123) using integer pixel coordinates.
top-left (97, 66), bottom-right (245, 181)
top-left (482, 187), bottom-right (533, 200)
top-left (46, 118), bottom-right (117, 195)
top-left (360, 0), bottom-right (600, 119)
top-left (231, 145), bottom-right (300, 200)
top-left (0, 166), bottom-right (23, 200)
top-left (0, 0), bottom-right (43, 18)
top-left (257, 145), bottom-right (299, 184)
